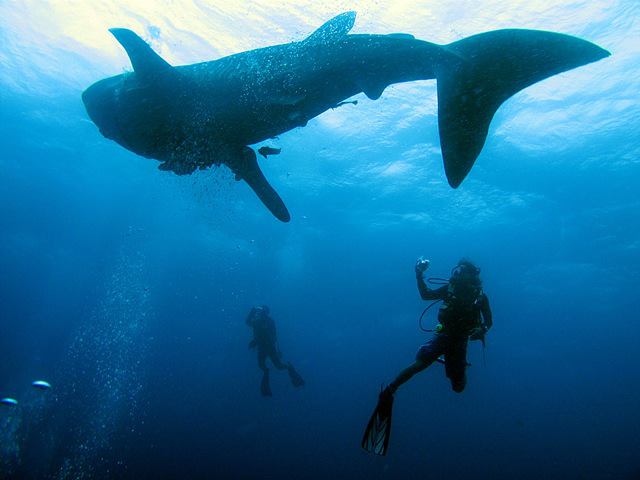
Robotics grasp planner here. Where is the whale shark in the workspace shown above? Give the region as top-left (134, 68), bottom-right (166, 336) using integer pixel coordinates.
top-left (82, 11), bottom-right (609, 222)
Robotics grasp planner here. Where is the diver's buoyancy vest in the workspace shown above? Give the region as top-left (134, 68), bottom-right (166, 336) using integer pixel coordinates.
top-left (438, 280), bottom-right (483, 334)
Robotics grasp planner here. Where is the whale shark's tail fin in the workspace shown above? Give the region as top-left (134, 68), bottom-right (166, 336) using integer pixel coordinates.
top-left (230, 147), bottom-right (291, 222)
top-left (436, 29), bottom-right (609, 187)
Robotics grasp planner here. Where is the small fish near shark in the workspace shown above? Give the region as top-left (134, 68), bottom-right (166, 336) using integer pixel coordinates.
top-left (258, 146), bottom-right (282, 159)
top-left (82, 11), bottom-right (609, 222)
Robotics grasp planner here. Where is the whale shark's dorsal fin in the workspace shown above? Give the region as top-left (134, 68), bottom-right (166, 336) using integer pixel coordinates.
top-left (109, 28), bottom-right (173, 80)
top-left (305, 11), bottom-right (356, 44)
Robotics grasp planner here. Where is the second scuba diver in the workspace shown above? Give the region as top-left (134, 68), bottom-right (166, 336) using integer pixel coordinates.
top-left (362, 258), bottom-right (493, 455)
top-left (246, 305), bottom-right (305, 397)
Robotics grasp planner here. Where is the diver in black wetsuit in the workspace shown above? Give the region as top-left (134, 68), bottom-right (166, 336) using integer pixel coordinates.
top-left (246, 305), bottom-right (305, 396)
top-left (362, 258), bottom-right (492, 455)
top-left (387, 257), bottom-right (492, 394)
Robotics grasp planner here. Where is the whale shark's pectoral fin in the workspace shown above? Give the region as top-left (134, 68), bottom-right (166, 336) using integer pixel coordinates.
top-left (305, 11), bottom-right (356, 44)
top-left (109, 28), bottom-right (174, 81)
top-left (229, 147), bottom-right (290, 222)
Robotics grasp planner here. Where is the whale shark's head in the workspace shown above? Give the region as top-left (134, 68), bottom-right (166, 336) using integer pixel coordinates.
top-left (82, 75), bottom-right (123, 141)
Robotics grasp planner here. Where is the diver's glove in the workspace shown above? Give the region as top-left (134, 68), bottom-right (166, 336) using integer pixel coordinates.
top-left (469, 325), bottom-right (489, 341)
top-left (415, 257), bottom-right (431, 275)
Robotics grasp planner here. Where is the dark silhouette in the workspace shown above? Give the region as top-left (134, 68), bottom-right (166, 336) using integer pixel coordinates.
top-left (362, 258), bottom-right (492, 455)
top-left (246, 306), bottom-right (304, 397)
top-left (82, 12), bottom-right (609, 221)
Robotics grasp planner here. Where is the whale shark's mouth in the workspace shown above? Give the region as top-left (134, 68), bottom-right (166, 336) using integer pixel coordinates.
top-left (82, 77), bottom-right (122, 140)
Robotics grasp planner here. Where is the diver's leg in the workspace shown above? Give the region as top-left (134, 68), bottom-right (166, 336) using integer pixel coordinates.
top-left (286, 363), bottom-right (305, 387)
top-left (260, 369), bottom-right (272, 396)
top-left (388, 360), bottom-right (428, 393)
top-left (444, 336), bottom-right (469, 393)
top-left (257, 349), bottom-right (268, 372)
top-left (388, 334), bottom-right (446, 393)
top-left (269, 347), bottom-right (288, 371)
top-left (258, 350), bottom-right (272, 396)
top-left (267, 347), bottom-right (305, 386)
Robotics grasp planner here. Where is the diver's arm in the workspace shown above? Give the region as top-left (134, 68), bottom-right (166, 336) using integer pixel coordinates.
top-left (415, 258), bottom-right (447, 300)
top-left (416, 274), bottom-right (447, 300)
top-left (480, 294), bottom-right (493, 330)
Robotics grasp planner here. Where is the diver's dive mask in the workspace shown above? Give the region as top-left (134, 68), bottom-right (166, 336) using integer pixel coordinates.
top-left (450, 260), bottom-right (481, 290)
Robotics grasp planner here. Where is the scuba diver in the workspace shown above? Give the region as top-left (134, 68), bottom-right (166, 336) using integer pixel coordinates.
top-left (362, 258), bottom-right (492, 455)
top-left (246, 305), bottom-right (305, 396)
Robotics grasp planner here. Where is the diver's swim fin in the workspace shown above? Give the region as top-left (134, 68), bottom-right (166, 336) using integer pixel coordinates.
top-left (260, 369), bottom-right (272, 397)
top-left (287, 364), bottom-right (305, 387)
top-left (361, 387), bottom-right (394, 455)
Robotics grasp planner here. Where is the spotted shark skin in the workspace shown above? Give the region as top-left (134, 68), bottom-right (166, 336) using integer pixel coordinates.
top-left (82, 12), bottom-right (609, 222)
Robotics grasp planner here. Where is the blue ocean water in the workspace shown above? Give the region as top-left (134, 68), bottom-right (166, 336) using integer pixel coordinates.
top-left (1, 1), bottom-right (639, 478)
